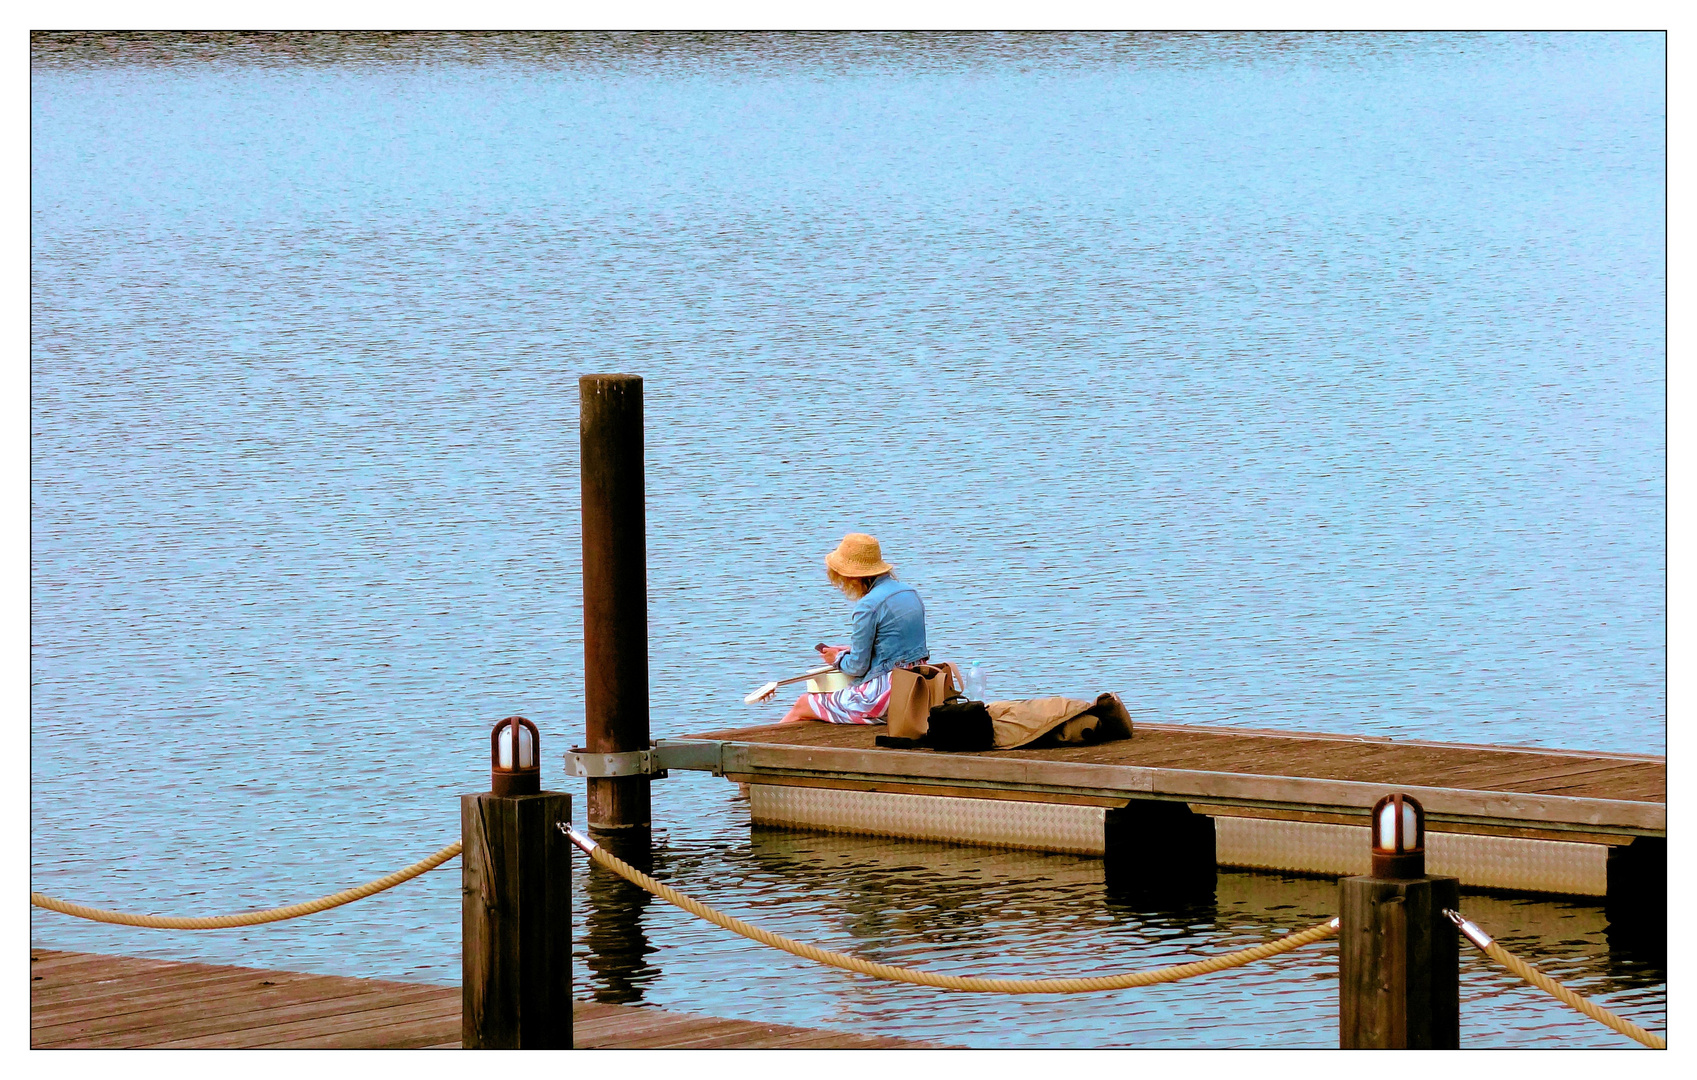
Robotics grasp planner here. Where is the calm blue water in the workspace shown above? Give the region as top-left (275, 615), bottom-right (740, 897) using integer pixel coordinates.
top-left (31, 32), bottom-right (1664, 1047)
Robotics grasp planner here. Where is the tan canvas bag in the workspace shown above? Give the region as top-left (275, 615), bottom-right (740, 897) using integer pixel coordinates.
top-left (885, 662), bottom-right (961, 740)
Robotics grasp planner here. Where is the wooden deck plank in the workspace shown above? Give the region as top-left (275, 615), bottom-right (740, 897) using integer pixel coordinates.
top-left (687, 720), bottom-right (1664, 838)
top-left (692, 721), bottom-right (1664, 799)
top-left (28, 954), bottom-right (204, 989)
top-left (35, 983), bottom-right (456, 1048)
top-left (231, 1000), bottom-right (464, 1050)
top-left (990, 734), bottom-right (1655, 795)
top-left (29, 955), bottom-right (444, 1008)
top-left (261, 1018), bottom-right (465, 1051)
top-left (31, 969), bottom-right (348, 1029)
top-left (27, 951), bottom-right (181, 978)
top-left (35, 978), bottom-right (451, 1046)
top-left (31, 951), bottom-right (315, 990)
top-left (571, 1005), bottom-right (940, 1050)
top-left (1469, 761), bottom-right (1665, 797)
top-left (29, 965), bottom-right (331, 1009)
top-left (30, 952), bottom-right (940, 1049)
top-left (1127, 721), bottom-right (1663, 762)
top-left (31, 951), bottom-right (446, 1004)
top-left (591, 1016), bottom-right (769, 1049)
top-left (151, 995), bottom-right (468, 1049)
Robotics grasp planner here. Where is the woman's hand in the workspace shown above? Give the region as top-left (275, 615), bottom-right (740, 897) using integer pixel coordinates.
top-left (817, 644), bottom-right (847, 667)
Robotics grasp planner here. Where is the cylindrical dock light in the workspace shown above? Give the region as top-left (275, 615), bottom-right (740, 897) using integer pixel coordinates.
top-left (1370, 793), bottom-right (1425, 879)
top-left (490, 716), bottom-right (541, 796)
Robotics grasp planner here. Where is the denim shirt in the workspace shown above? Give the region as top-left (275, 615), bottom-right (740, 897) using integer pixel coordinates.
top-left (836, 574), bottom-right (929, 682)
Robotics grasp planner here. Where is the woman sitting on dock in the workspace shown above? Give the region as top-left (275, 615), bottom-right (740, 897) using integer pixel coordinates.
top-left (763, 532), bottom-right (929, 724)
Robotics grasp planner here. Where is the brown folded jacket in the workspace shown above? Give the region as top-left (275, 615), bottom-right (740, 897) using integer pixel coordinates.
top-left (987, 692), bottom-right (1134, 749)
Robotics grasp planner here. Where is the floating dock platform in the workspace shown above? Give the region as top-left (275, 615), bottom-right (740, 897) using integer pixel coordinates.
top-left (659, 720), bottom-right (1664, 899)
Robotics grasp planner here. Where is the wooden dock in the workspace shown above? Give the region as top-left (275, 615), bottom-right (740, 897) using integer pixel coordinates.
top-left (677, 720), bottom-right (1663, 837)
top-left (29, 950), bottom-right (942, 1049)
top-left (663, 719), bottom-right (1664, 896)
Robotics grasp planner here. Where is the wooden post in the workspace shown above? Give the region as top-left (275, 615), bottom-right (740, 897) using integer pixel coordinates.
top-left (1604, 837), bottom-right (1666, 959)
top-left (1338, 794), bottom-right (1459, 1049)
top-left (461, 790), bottom-right (573, 1049)
top-left (1103, 799), bottom-right (1216, 902)
top-left (580, 374), bottom-right (651, 831)
top-left (1606, 837), bottom-right (1665, 909)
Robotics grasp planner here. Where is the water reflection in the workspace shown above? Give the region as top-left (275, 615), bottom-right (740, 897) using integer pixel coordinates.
top-left (580, 830), bottom-right (658, 1005)
top-left (1104, 877), bottom-right (1219, 930)
top-left (1603, 915), bottom-right (1666, 975)
top-left (570, 812), bottom-right (1664, 1046)
top-left (746, 827), bottom-right (1034, 954)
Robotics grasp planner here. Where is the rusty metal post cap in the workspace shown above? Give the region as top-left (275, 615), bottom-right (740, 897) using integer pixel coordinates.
top-left (491, 716), bottom-right (541, 797)
top-left (1370, 793), bottom-right (1426, 878)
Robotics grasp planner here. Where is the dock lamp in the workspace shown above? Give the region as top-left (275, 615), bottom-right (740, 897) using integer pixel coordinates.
top-left (491, 715), bottom-right (541, 796)
top-left (1370, 793), bottom-right (1425, 878)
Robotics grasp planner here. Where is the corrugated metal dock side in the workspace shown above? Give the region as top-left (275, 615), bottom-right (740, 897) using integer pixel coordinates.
top-left (748, 786), bottom-right (1609, 894)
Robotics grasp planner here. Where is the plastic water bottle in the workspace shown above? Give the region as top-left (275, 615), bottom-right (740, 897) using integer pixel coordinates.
top-left (962, 661), bottom-right (987, 702)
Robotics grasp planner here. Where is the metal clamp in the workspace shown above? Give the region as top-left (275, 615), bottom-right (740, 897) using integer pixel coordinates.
top-left (557, 821), bottom-right (599, 852)
top-left (1443, 908), bottom-right (1494, 949)
top-left (565, 748), bottom-right (664, 779)
top-left (562, 739), bottom-right (726, 780)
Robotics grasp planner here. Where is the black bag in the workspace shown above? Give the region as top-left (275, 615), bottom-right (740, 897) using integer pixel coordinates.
top-left (874, 698), bottom-right (994, 752)
top-left (924, 699), bottom-right (994, 751)
top-left (876, 698), bottom-right (994, 751)
top-left (874, 669), bottom-right (995, 752)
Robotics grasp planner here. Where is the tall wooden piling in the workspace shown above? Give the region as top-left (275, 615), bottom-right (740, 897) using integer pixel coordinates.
top-left (580, 374), bottom-right (651, 831)
top-left (461, 789), bottom-right (574, 1049)
top-left (1337, 794), bottom-right (1459, 1049)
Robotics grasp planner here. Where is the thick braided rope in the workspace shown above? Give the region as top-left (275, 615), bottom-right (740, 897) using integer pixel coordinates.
top-left (1478, 938), bottom-right (1665, 1049)
top-left (581, 838), bottom-right (1337, 993)
top-left (31, 842), bottom-right (462, 929)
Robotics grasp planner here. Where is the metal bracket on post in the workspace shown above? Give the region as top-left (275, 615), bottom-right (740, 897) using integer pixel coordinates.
top-left (566, 748), bottom-right (663, 779)
top-left (564, 739), bottom-right (725, 780)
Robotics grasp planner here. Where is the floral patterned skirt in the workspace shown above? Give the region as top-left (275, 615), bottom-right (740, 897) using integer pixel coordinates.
top-left (805, 663), bottom-right (924, 725)
top-left (806, 672), bottom-right (893, 725)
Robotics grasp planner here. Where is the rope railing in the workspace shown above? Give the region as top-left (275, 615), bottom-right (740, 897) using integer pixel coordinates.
top-left (558, 822), bottom-right (1338, 993)
top-left (30, 842), bottom-right (463, 929)
top-left (1445, 909), bottom-right (1665, 1050)
top-left (27, 827), bottom-right (1668, 1049)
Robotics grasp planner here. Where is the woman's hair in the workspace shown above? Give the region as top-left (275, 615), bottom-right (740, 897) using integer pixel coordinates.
top-left (828, 567), bottom-right (892, 600)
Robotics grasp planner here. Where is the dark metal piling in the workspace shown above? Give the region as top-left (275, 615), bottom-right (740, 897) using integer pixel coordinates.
top-left (580, 374), bottom-right (652, 831)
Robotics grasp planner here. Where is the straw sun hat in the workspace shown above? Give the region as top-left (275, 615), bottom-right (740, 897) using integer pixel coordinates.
top-left (825, 533), bottom-right (893, 578)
